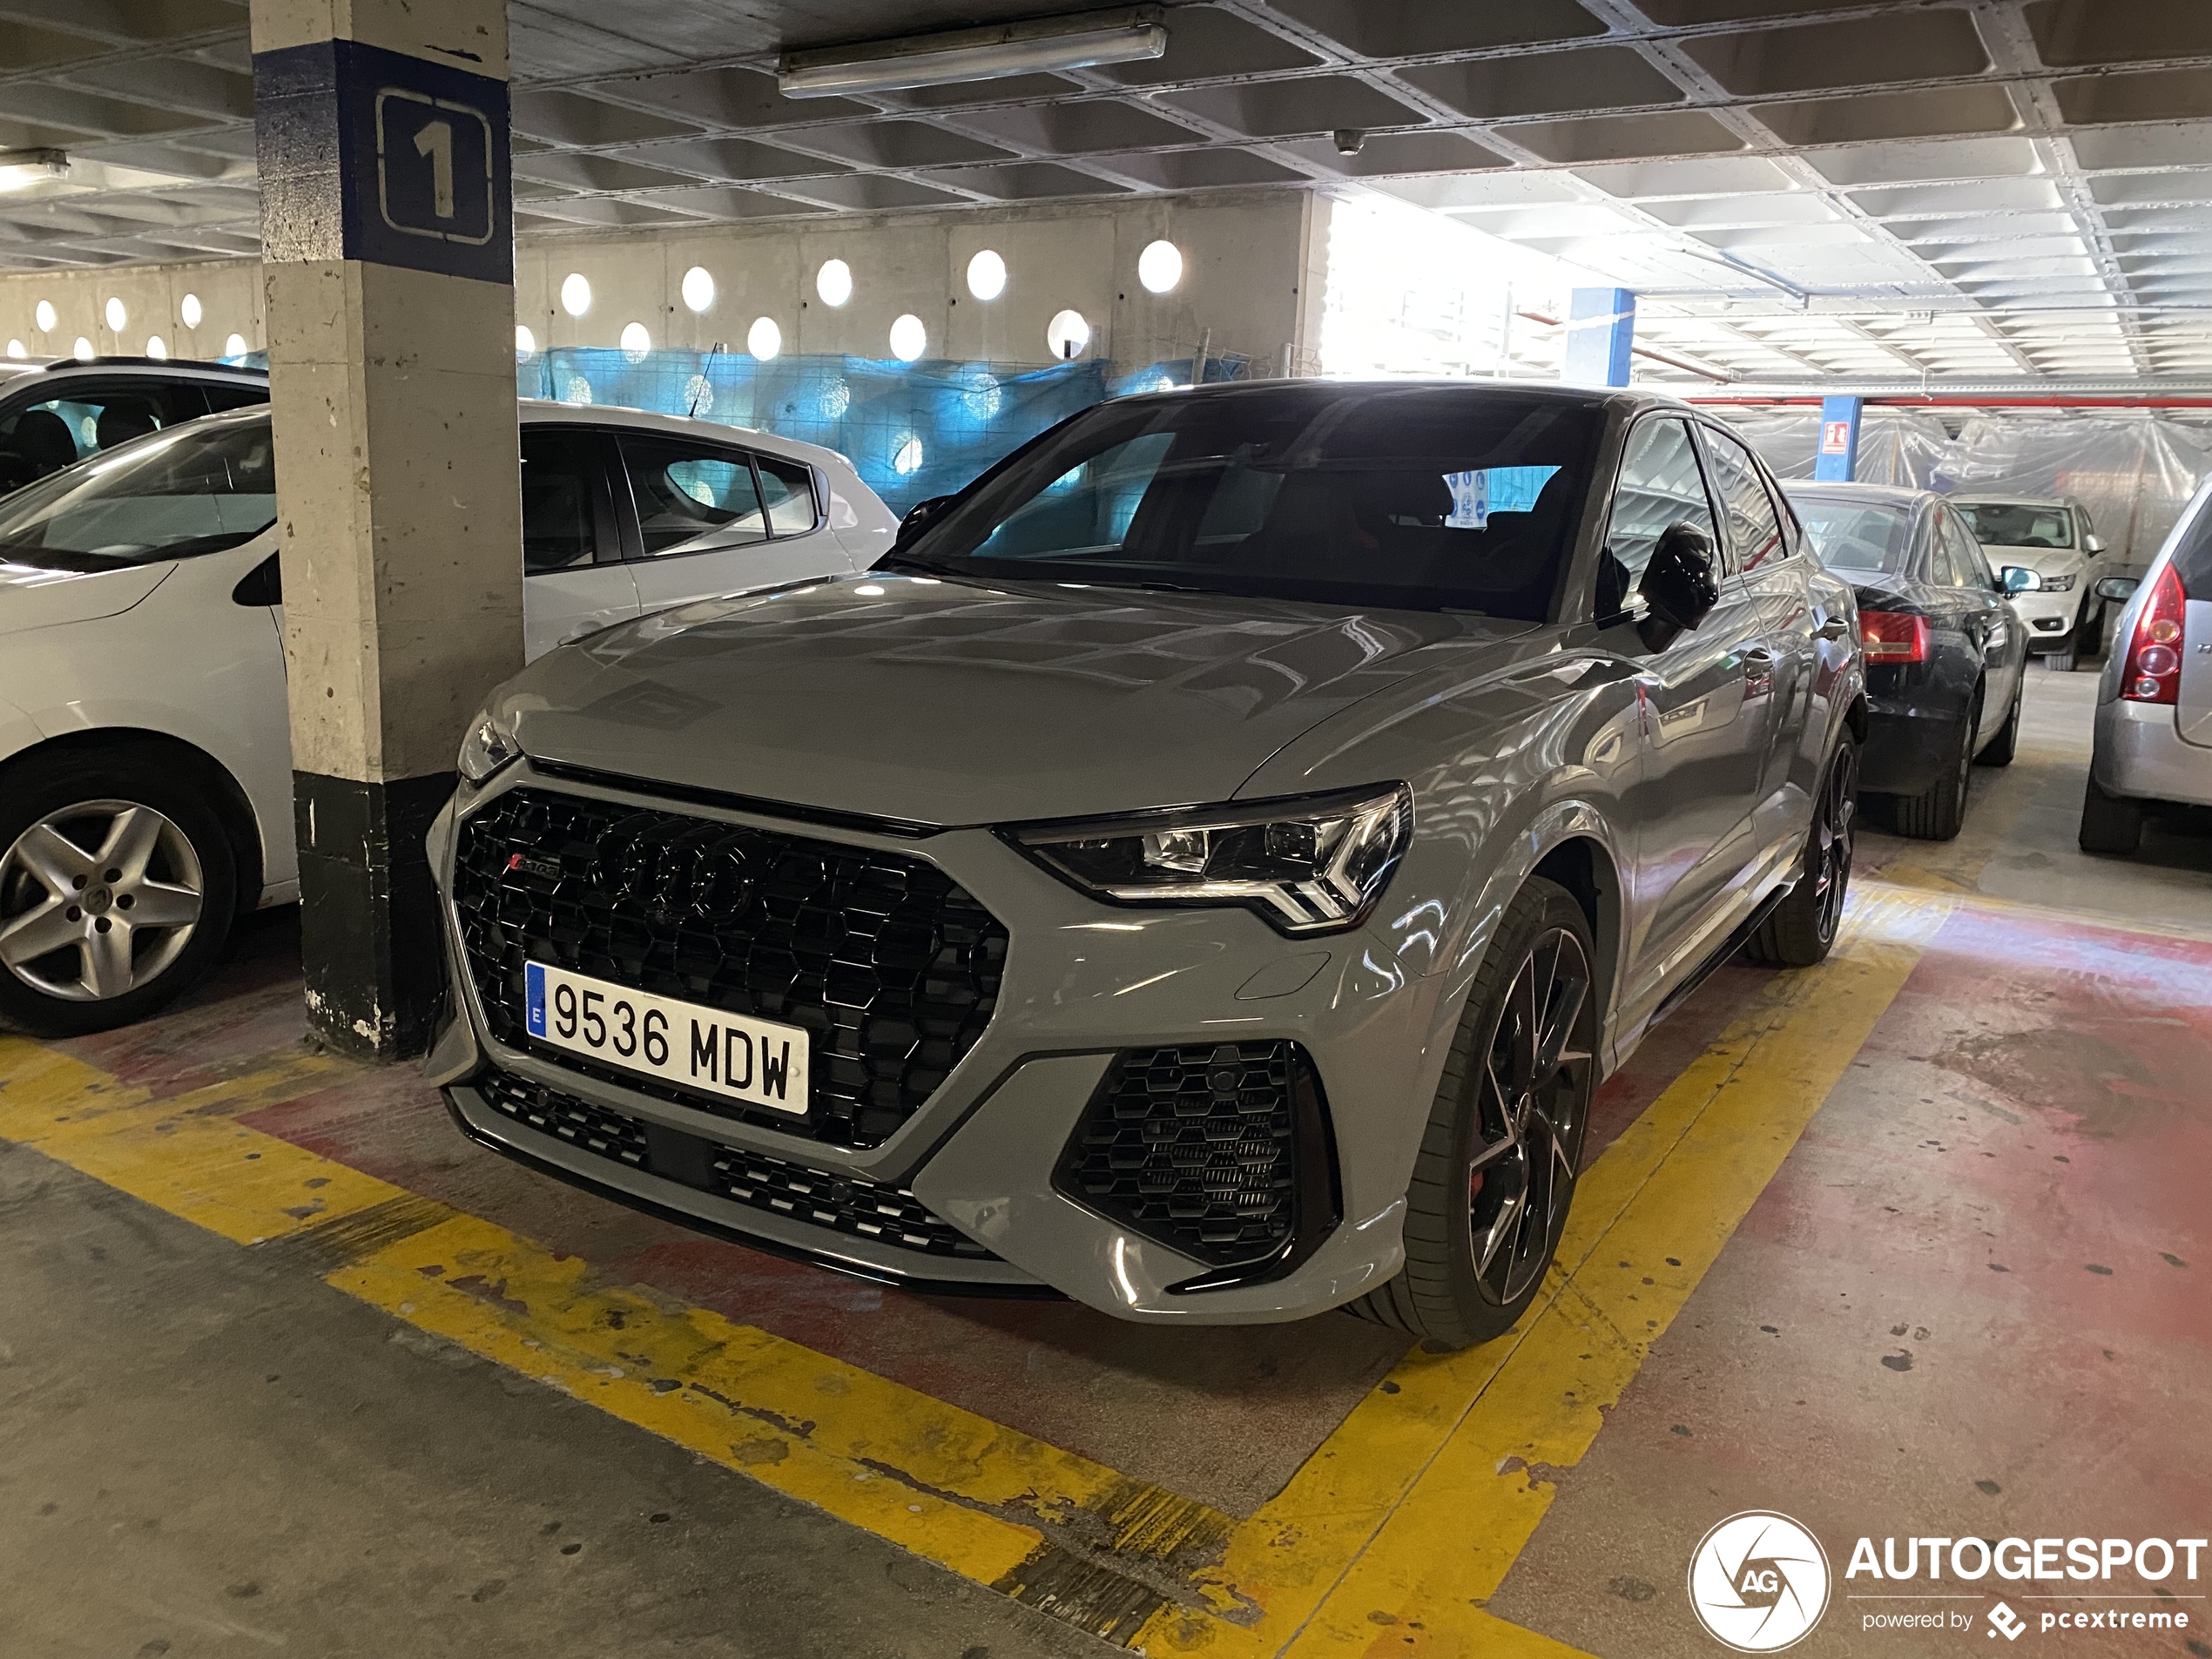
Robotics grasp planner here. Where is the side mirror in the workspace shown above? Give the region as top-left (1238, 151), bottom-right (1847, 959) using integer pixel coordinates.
top-left (895, 494), bottom-right (955, 547)
top-left (2094, 575), bottom-right (2139, 603)
top-left (2000, 565), bottom-right (2041, 594)
top-left (231, 550), bottom-right (281, 607)
top-left (2084, 534), bottom-right (2105, 554)
top-left (1637, 521), bottom-right (1720, 648)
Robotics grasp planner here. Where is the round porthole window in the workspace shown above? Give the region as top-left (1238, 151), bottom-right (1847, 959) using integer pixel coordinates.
top-left (1045, 309), bottom-right (1091, 360)
top-left (680, 266), bottom-right (715, 314)
top-left (145, 335), bottom-right (167, 359)
top-left (181, 293), bottom-right (203, 329)
top-left (967, 249), bottom-right (1007, 301)
top-left (748, 316), bottom-right (782, 360)
top-left (34, 300), bottom-right (57, 333)
top-left (224, 333), bottom-right (248, 359)
top-left (104, 296), bottom-right (127, 332)
top-left (1138, 239), bottom-right (1183, 294)
top-left (817, 259), bottom-right (853, 307)
top-left (888, 313), bottom-right (927, 362)
top-left (515, 324), bottom-right (536, 357)
top-left (560, 273), bottom-right (592, 317)
top-left (620, 321), bottom-right (651, 361)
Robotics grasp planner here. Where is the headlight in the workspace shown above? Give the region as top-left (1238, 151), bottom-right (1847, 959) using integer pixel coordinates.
top-left (2038, 571), bottom-right (2076, 592)
top-left (1007, 784), bottom-right (1413, 935)
top-left (455, 709), bottom-right (522, 787)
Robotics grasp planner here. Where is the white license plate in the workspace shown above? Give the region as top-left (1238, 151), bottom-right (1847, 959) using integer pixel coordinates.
top-left (523, 961), bottom-right (809, 1116)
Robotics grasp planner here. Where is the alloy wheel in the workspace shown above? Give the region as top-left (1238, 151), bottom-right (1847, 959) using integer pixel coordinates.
top-left (1467, 926), bottom-right (1596, 1306)
top-left (1810, 745), bottom-right (1858, 946)
top-left (0, 800), bottom-right (205, 1001)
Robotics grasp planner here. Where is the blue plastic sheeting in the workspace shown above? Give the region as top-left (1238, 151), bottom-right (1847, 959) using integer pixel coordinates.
top-left (523, 347), bottom-right (1152, 515)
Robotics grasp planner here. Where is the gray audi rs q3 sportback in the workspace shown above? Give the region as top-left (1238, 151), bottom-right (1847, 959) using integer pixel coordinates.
top-left (425, 381), bottom-right (1866, 1347)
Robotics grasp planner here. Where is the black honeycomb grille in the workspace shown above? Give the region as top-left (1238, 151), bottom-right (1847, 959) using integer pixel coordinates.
top-left (479, 1070), bottom-right (994, 1260)
top-left (1055, 1041), bottom-right (1332, 1269)
top-left (453, 786), bottom-right (1007, 1149)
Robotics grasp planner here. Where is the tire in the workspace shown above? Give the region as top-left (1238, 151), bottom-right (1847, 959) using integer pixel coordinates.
top-left (1744, 736), bottom-right (1857, 968)
top-left (2075, 603), bottom-right (2107, 665)
top-left (1977, 675), bottom-right (2022, 768)
top-left (1892, 691), bottom-right (1979, 841)
top-left (2078, 777), bottom-right (2144, 857)
top-left (1344, 877), bottom-right (1596, 1350)
top-left (0, 746), bottom-right (239, 1036)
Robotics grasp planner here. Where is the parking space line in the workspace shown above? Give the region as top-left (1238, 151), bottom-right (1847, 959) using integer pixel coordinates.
top-left (0, 883), bottom-right (1949, 1656)
top-left (1135, 887), bottom-right (1952, 1656)
top-left (0, 1033), bottom-right (1237, 1644)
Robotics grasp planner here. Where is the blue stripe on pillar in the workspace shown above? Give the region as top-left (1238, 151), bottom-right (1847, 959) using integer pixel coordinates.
top-left (1814, 395), bottom-right (1864, 482)
top-left (1565, 287), bottom-right (1636, 388)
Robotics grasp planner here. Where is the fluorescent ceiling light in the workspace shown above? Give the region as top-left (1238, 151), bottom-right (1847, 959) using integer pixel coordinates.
top-left (0, 149), bottom-right (67, 192)
top-left (779, 6), bottom-right (1164, 98)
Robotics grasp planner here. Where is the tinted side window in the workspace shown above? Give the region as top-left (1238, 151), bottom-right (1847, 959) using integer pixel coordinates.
top-left (2168, 493), bottom-right (2212, 601)
top-left (198, 383), bottom-right (270, 415)
top-left (1942, 511), bottom-right (1996, 590)
top-left (755, 453), bottom-right (819, 536)
top-left (1602, 416), bottom-right (1718, 616)
top-left (620, 435), bottom-right (765, 556)
top-left (0, 379), bottom-right (203, 492)
top-left (521, 428), bottom-right (607, 575)
top-left (1700, 426), bottom-right (1785, 573)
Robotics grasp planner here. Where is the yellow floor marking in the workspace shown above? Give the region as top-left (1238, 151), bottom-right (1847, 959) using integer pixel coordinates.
top-left (1135, 887), bottom-right (1951, 1657)
top-left (0, 1032), bottom-right (1229, 1639)
top-left (0, 883), bottom-right (1949, 1656)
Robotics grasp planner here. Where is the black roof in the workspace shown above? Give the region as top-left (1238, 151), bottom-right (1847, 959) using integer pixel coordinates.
top-left (31, 356), bottom-right (266, 377)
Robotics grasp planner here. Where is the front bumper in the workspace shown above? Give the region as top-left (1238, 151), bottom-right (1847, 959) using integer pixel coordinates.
top-left (425, 763), bottom-right (1450, 1324)
top-left (2093, 698), bottom-right (2212, 809)
top-left (2009, 586), bottom-right (2085, 650)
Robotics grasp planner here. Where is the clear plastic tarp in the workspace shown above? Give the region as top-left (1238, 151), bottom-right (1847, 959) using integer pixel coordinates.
top-left (1717, 408), bottom-right (1952, 489)
top-left (1930, 414), bottom-right (2212, 572)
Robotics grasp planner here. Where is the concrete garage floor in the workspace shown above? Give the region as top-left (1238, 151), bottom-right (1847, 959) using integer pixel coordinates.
top-left (2, 664), bottom-right (2206, 1659)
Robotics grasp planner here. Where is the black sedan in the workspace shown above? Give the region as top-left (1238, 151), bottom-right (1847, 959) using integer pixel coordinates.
top-left (1786, 483), bottom-right (2030, 840)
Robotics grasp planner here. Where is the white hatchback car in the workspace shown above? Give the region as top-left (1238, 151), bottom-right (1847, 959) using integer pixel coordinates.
top-left (0, 400), bottom-right (897, 1034)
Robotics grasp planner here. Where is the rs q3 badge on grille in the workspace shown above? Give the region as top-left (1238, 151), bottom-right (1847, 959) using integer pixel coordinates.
top-left (505, 851), bottom-right (563, 882)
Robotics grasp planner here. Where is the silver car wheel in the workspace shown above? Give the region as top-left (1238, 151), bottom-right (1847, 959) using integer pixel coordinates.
top-left (0, 799), bottom-right (206, 1002)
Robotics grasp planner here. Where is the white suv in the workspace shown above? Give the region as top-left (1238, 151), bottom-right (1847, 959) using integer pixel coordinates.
top-left (1951, 496), bottom-right (2108, 671)
top-left (0, 401), bottom-right (897, 1035)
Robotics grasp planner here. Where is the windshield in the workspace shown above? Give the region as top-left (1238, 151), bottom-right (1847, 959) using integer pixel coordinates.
top-left (0, 413), bottom-right (275, 571)
top-left (1790, 495), bottom-right (1913, 575)
top-left (1953, 502), bottom-right (2074, 550)
top-left (890, 385), bottom-right (1605, 620)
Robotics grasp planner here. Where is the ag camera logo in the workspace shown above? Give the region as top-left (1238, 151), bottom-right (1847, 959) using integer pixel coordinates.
top-left (1689, 1511), bottom-right (1832, 1651)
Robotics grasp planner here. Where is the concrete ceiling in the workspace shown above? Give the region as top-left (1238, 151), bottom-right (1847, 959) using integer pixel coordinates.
top-left (3, 0), bottom-right (2211, 384)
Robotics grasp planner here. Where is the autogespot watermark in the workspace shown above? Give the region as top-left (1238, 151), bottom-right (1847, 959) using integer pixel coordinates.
top-left (1688, 1517), bottom-right (2207, 1647)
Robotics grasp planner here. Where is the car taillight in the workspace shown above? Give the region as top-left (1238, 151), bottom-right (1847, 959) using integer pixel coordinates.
top-left (2119, 564), bottom-right (2187, 705)
top-left (1860, 610), bottom-right (1930, 663)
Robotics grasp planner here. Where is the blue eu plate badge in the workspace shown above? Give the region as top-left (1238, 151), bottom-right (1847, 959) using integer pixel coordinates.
top-left (525, 961), bottom-right (547, 1037)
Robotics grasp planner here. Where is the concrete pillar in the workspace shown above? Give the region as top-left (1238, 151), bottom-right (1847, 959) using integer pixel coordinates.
top-left (252, 0), bottom-right (523, 1058)
top-left (1814, 394), bottom-right (1865, 482)
top-left (1564, 287), bottom-right (1636, 388)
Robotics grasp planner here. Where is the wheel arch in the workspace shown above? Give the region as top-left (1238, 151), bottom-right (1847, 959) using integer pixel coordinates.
top-left (0, 729), bottom-right (266, 920)
top-left (1528, 833), bottom-right (1624, 1075)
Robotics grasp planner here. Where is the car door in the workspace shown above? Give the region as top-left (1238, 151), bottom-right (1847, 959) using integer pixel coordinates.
top-left (519, 424), bottom-right (637, 661)
top-left (1697, 422), bottom-right (1821, 859)
top-left (1608, 415), bottom-right (1770, 1002)
top-left (617, 432), bottom-right (860, 617)
top-left (1938, 504), bottom-right (2024, 743)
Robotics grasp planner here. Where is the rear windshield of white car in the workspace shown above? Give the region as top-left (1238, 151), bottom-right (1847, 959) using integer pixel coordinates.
top-left (886, 385), bottom-right (1604, 621)
top-left (1954, 502), bottom-right (2073, 550)
top-left (1788, 495), bottom-right (1912, 575)
top-left (0, 413), bottom-right (275, 572)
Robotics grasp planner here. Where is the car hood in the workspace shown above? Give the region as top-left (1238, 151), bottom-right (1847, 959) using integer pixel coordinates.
top-left (496, 573), bottom-right (1538, 825)
top-left (1981, 543), bottom-right (2083, 577)
top-left (0, 558), bottom-right (172, 639)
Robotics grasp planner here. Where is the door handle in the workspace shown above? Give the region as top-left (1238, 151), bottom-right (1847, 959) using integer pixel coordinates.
top-left (1743, 646), bottom-right (1775, 698)
top-left (1813, 616), bottom-right (1850, 641)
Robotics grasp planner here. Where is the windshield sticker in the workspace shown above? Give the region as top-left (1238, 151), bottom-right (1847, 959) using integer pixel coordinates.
top-left (1443, 465), bottom-right (1561, 529)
